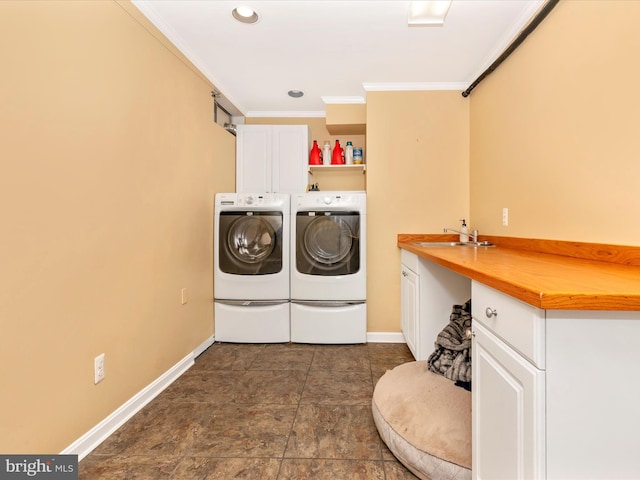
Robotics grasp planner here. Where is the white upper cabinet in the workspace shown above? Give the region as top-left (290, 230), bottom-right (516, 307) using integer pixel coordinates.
top-left (236, 124), bottom-right (309, 193)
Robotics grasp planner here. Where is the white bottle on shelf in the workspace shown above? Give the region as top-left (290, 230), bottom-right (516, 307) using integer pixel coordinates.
top-left (322, 141), bottom-right (331, 165)
top-left (345, 141), bottom-right (354, 165)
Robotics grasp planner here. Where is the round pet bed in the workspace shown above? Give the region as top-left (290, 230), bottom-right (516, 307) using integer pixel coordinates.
top-left (372, 361), bottom-right (471, 480)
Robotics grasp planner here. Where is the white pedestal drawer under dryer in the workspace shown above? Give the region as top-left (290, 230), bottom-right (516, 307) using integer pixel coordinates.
top-left (290, 191), bottom-right (367, 344)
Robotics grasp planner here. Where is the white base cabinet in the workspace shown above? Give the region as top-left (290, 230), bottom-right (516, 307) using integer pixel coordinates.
top-left (400, 251), bottom-right (419, 357)
top-left (472, 281), bottom-right (640, 479)
top-left (472, 321), bottom-right (546, 480)
top-left (236, 124), bottom-right (308, 193)
top-left (400, 250), bottom-right (471, 360)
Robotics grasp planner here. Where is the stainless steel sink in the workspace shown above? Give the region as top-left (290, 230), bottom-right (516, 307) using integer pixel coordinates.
top-left (412, 241), bottom-right (495, 247)
top-left (413, 241), bottom-right (466, 247)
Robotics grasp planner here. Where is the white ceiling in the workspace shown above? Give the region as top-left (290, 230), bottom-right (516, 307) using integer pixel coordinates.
top-left (131, 0), bottom-right (544, 118)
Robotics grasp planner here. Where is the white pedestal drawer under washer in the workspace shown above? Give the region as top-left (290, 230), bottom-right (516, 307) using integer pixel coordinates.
top-left (214, 192), bottom-right (290, 343)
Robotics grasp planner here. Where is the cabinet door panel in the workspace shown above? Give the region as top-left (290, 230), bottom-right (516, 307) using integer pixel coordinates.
top-left (236, 126), bottom-right (271, 193)
top-left (400, 264), bottom-right (418, 359)
top-left (473, 321), bottom-right (545, 480)
top-left (271, 126), bottom-right (308, 194)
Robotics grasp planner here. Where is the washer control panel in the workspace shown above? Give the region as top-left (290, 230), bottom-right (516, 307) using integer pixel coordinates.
top-left (216, 193), bottom-right (288, 208)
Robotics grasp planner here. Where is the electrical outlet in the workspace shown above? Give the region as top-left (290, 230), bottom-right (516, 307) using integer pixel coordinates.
top-left (181, 287), bottom-right (188, 305)
top-left (502, 207), bottom-right (509, 226)
top-left (94, 353), bottom-right (105, 384)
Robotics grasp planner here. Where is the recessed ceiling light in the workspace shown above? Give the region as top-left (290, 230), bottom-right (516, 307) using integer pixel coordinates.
top-left (232, 6), bottom-right (259, 24)
top-left (408, 0), bottom-right (452, 26)
top-left (288, 90), bottom-right (304, 98)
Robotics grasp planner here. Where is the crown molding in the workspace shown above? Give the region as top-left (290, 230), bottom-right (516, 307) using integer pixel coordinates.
top-left (130, 0), bottom-right (247, 117)
top-left (363, 82), bottom-right (468, 91)
top-left (321, 96), bottom-right (367, 105)
top-left (467, 0), bottom-right (545, 83)
top-left (245, 110), bottom-right (327, 118)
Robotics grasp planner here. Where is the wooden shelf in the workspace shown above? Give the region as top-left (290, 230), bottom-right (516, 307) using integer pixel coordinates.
top-left (309, 164), bottom-right (366, 174)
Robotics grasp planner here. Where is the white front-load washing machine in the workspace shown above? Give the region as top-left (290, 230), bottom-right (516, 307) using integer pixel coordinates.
top-left (214, 192), bottom-right (290, 343)
top-left (290, 191), bottom-right (366, 344)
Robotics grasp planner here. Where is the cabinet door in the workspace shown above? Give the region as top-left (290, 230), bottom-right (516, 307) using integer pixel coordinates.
top-left (472, 321), bottom-right (545, 480)
top-left (271, 125), bottom-right (308, 193)
top-left (400, 264), bottom-right (418, 360)
top-left (236, 125), bottom-right (308, 193)
top-left (236, 125), bottom-right (271, 193)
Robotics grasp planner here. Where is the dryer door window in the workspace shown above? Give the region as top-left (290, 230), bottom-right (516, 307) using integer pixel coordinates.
top-left (219, 211), bottom-right (283, 275)
top-left (296, 211), bottom-right (360, 275)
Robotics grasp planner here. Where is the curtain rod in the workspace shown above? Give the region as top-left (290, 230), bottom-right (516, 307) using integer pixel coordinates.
top-left (462, 0), bottom-right (560, 98)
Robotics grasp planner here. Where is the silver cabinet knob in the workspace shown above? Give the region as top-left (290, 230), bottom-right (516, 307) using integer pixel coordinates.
top-left (485, 307), bottom-right (498, 318)
top-left (402, 270), bottom-right (408, 277)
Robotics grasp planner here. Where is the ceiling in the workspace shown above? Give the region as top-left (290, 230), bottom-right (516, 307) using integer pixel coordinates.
top-left (131, 0), bottom-right (544, 118)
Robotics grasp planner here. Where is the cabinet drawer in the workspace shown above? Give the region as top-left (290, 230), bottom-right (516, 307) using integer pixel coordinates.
top-left (472, 282), bottom-right (545, 369)
top-left (400, 250), bottom-right (419, 273)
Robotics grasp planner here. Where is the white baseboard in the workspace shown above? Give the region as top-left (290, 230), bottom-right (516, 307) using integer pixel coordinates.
top-left (64, 333), bottom-right (407, 460)
top-left (62, 335), bottom-right (215, 461)
top-left (367, 332), bottom-right (406, 343)
top-left (193, 334), bottom-right (215, 357)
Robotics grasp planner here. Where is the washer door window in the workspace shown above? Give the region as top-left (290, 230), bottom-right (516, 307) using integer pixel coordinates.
top-left (219, 211), bottom-right (283, 275)
top-left (296, 211), bottom-right (360, 275)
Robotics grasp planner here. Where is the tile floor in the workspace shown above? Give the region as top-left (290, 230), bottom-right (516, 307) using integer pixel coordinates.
top-left (79, 342), bottom-right (419, 479)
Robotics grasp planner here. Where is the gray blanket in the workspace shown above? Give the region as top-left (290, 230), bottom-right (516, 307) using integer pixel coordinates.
top-left (427, 300), bottom-right (472, 384)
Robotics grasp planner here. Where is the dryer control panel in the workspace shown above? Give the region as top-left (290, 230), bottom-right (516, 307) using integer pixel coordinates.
top-left (293, 192), bottom-right (366, 211)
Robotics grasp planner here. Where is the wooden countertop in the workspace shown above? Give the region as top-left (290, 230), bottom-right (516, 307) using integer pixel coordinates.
top-left (398, 234), bottom-right (640, 311)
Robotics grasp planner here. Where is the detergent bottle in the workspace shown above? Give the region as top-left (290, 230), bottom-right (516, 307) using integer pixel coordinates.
top-left (309, 140), bottom-right (322, 165)
top-left (322, 141), bottom-right (331, 165)
top-left (345, 141), bottom-right (354, 164)
top-left (331, 140), bottom-right (344, 164)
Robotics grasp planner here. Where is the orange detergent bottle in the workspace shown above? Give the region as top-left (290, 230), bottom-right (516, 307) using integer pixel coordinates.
top-left (309, 140), bottom-right (322, 165)
top-left (331, 140), bottom-right (344, 164)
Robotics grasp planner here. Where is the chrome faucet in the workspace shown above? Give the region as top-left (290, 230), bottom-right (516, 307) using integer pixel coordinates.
top-left (444, 227), bottom-right (478, 243)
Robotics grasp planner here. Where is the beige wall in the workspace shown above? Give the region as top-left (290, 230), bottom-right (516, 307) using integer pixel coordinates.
top-left (470, 0), bottom-right (640, 246)
top-left (0, 1), bottom-right (235, 453)
top-left (366, 91), bottom-right (470, 333)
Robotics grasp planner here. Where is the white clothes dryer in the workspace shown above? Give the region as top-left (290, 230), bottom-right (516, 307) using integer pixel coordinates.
top-left (290, 192), bottom-right (366, 344)
top-left (214, 192), bottom-right (290, 343)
